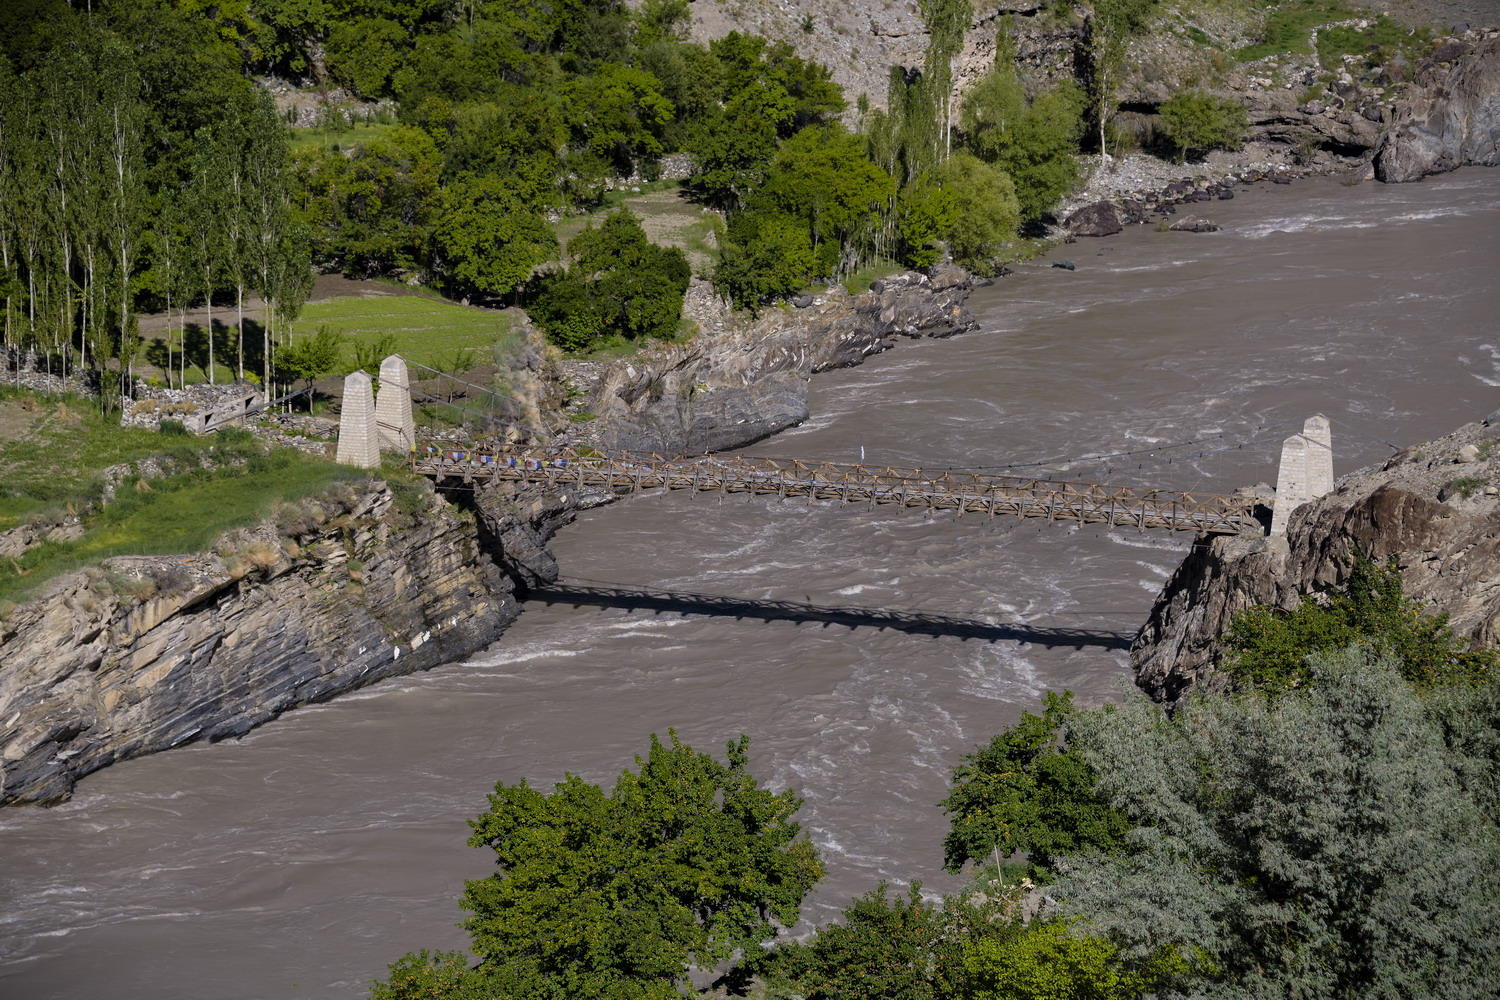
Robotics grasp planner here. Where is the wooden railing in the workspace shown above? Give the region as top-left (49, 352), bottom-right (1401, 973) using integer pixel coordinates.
top-left (412, 446), bottom-right (1261, 535)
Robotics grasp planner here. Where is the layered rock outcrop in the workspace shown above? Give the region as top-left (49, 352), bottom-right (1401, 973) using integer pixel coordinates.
top-left (1132, 418), bottom-right (1500, 705)
top-left (1375, 31), bottom-right (1500, 181)
top-left (0, 480), bottom-right (526, 805)
top-left (585, 266), bottom-right (975, 454)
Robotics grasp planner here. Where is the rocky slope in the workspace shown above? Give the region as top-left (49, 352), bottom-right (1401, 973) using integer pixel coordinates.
top-left (1375, 31), bottom-right (1500, 178)
top-left (1132, 415), bottom-right (1500, 705)
top-left (0, 479), bottom-right (564, 805)
top-left (580, 266), bottom-right (975, 454)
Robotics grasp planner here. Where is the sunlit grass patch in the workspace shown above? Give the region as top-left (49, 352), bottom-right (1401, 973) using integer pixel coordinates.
top-left (0, 449), bottom-right (363, 603)
top-left (287, 294), bottom-right (521, 371)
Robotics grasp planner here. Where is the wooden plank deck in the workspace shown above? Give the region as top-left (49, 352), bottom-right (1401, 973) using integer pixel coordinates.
top-left (411, 446), bottom-right (1260, 535)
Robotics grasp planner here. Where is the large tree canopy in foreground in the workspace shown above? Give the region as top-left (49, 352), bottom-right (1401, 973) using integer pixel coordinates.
top-left (372, 732), bottom-right (822, 1000)
top-left (1056, 645), bottom-right (1500, 999)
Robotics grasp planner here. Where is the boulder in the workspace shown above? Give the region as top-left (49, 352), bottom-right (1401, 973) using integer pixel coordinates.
top-left (1169, 216), bottom-right (1220, 233)
top-left (1064, 201), bottom-right (1122, 237)
top-left (1051, 260), bottom-right (1077, 271)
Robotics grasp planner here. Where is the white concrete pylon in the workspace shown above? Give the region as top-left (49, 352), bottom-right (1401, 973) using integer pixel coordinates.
top-left (334, 370), bottom-right (380, 468)
top-left (375, 354), bottom-right (415, 454)
top-left (1270, 433), bottom-right (1309, 537)
top-left (1303, 414), bottom-right (1333, 501)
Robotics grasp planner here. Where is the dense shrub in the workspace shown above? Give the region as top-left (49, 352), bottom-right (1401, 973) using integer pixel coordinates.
top-left (1158, 90), bottom-right (1249, 161)
top-left (529, 210), bottom-right (689, 352)
top-left (1224, 556), bottom-right (1495, 693)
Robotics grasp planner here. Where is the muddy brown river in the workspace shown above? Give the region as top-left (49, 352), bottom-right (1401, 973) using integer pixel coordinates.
top-left (2, 169), bottom-right (1497, 999)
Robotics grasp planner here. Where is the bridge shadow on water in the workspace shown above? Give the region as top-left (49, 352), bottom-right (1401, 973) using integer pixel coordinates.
top-left (525, 583), bottom-right (1138, 650)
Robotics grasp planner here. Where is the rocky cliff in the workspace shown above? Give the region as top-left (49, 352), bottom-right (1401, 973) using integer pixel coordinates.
top-left (0, 479), bottom-right (535, 805)
top-left (1132, 416), bottom-right (1500, 705)
top-left (584, 266), bottom-right (975, 454)
top-left (1375, 31), bottom-right (1500, 179)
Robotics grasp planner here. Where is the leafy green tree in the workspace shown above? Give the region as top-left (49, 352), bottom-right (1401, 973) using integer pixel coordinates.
top-left (1424, 673), bottom-right (1500, 823)
top-left (326, 17), bottom-right (408, 99)
top-left (1086, 0), bottom-right (1160, 157)
top-left (1158, 89), bottom-right (1248, 161)
top-left (439, 94), bottom-right (567, 206)
top-left (294, 124), bottom-right (442, 277)
top-left (714, 211), bottom-right (815, 309)
top-left (896, 178), bottom-right (958, 269)
top-left (530, 210), bottom-right (688, 350)
top-left (925, 153), bottom-right (1019, 272)
top-left (961, 60), bottom-right (1085, 221)
top-left (759, 883), bottom-right (971, 1000)
top-left (1224, 556), bottom-right (1495, 694)
top-left (1057, 645), bottom-right (1500, 999)
top-left (708, 32), bottom-right (843, 134)
top-left (430, 174), bottom-right (557, 301)
top-left (368, 950), bottom-right (488, 1000)
top-left (274, 324), bottom-right (344, 411)
top-left (186, 125), bottom-right (234, 383)
top-left (940, 691), bottom-right (1129, 880)
top-left (689, 80), bottom-right (793, 209)
top-left (750, 124), bottom-right (895, 276)
top-left (634, 0), bottom-right (690, 48)
top-left (562, 63), bottom-right (673, 175)
top-left (409, 732), bottom-right (823, 999)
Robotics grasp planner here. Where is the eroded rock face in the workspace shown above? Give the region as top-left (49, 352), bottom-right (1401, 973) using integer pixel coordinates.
top-left (1132, 419), bottom-right (1500, 706)
top-left (1376, 32), bottom-right (1500, 181)
top-left (586, 267), bottom-right (975, 454)
top-left (0, 482), bottom-right (519, 805)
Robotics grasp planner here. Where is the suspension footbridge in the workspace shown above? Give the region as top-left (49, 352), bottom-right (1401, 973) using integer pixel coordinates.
top-left (331, 356), bottom-right (1334, 539)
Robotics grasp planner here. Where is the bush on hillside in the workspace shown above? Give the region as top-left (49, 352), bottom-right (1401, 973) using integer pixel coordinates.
top-left (1158, 90), bottom-right (1248, 161)
top-left (1224, 555), bottom-right (1495, 694)
top-left (528, 210), bottom-right (689, 352)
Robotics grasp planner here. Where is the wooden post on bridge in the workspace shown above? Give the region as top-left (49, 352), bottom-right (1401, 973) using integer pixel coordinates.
top-left (334, 371), bottom-right (380, 468)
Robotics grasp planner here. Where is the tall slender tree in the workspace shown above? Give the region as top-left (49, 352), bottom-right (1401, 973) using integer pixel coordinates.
top-left (100, 48), bottom-right (146, 394)
top-left (186, 128), bottom-right (231, 384)
top-left (242, 91), bottom-right (296, 392)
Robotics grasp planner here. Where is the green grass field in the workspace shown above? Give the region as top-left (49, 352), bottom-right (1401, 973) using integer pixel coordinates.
top-left (289, 121), bottom-right (400, 154)
top-left (0, 387), bottom-right (362, 603)
top-left (0, 450), bottom-right (359, 603)
top-left (287, 294), bottom-right (522, 372)
top-left (0, 388), bottom-right (222, 529)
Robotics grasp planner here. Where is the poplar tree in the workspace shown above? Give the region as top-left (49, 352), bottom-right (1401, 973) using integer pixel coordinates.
top-left (186, 129), bottom-right (231, 384)
top-left (242, 91), bottom-right (298, 391)
top-left (100, 51), bottom-right (146, 390)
